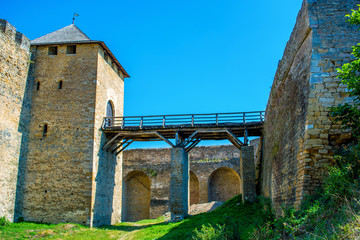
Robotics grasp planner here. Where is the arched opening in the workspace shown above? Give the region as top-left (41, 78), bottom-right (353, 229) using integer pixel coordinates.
top-left (106, 100), bottom-right (114, 127)
top-left (123, 171), bottom-right (151, 222)
top-left (208, 167), bottom-right (241, 202)
top-left (106, 100), bottom-right (114, 117)
top-left (190, 171), bottom-right (199, 205)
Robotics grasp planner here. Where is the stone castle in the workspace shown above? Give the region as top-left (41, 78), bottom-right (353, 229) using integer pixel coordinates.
top-left (0, 0), bottom-right (359, 227)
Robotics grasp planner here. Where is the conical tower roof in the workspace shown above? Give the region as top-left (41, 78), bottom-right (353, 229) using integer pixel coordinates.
top-left (31, 24), bottom-right (91, 44)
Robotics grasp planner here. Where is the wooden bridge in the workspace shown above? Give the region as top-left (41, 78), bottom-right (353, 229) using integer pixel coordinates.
top-left (102, 111), bottom-right (265, 155)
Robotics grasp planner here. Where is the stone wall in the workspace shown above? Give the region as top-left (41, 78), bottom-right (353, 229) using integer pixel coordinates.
top-left (91, 47), bottom-right (124, 226)
top-left (123, 145), bottom-right (242, 220)
top-left (0, 19), bottom-right (30, 222)
top-left (22, 43), bottom-right (99, 225)
top-left (261, 0), bottom-right (360, 211)
top-left (21, 42), bottom-right (125, 227)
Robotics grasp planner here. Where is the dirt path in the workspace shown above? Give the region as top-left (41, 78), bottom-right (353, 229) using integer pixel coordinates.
top-left (189, 201), bottom-right (223, 216)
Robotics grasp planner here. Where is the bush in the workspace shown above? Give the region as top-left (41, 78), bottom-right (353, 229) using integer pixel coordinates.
top-left (0, 216), bottom-right (10, 226)
top-left (192, 224), bottom-right (229, 240)
top-left (323, 167), bottom-right (353, 199)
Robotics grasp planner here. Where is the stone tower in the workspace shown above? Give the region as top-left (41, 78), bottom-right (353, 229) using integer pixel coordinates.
top-left (20, 24), bottom-right (129, 227)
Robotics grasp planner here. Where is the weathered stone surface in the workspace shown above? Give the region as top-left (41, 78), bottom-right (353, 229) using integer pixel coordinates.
top-left (170, 147), bottom-right (189, 221)
top-left (261, 0), bottom-right (360, 212)
top-left (0, 19), bottom-right (30, 222)
top-left (22, 42), bottom-right (125, 226)
top-left (241, 146), bottom-right (256, 202)
top-left (91, 46), bottom-right (124, 227)
top-left (122, 145), bottom-right (248, 220)
top-left (123, 171), bottom-right (151, 222)
top-left (208, 167), bottom-right (240, 202)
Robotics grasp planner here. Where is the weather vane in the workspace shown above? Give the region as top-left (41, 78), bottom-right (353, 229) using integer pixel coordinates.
top-left (72, 13), bottom-right (79, 24)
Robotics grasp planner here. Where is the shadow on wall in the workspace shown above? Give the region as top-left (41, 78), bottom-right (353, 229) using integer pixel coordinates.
top-left (122, 170), bottom-right (151, 222)
top-left (14, 50), bottom-right (35, 221)
top-left (92, 133), bottom-right (117, 226)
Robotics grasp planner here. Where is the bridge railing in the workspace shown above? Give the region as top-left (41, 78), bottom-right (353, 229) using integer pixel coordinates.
top-left (102, 111), bottom-right (265, 130)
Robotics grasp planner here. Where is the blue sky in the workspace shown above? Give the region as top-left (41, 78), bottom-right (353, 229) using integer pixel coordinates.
top-left (2, 0), bottom-right (303, 148)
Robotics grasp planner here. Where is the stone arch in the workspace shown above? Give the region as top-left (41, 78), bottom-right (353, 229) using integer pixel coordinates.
top-left (123, 171), bottom-right (151, 222)
top-left (190, 171), bottom-right (199, 205)
top-left (208, 167), bottom-right (241, 202)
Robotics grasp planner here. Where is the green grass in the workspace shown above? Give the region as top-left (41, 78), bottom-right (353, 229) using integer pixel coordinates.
top-left (4, 192), bottom-right (360, 239)
top-left (130, 196), bottom-right (270, 240)
top-left (0, 195), bottom-right (270, 240)
top-left (0, 221), bottom-right (128, 239)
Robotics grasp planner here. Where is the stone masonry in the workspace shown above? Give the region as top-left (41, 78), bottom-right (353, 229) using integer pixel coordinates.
top-left (2, 0), bottom-right (359, 225)
top-left (240, 146), bottom-right (256, 202)
top-left (0, 20), bottom-right (31, 222)
top-left (261, 0), bottom-right (360, 212)
top-left (170, 147), bottom-right (189, 221)
top-left (19, 25), bottom-right (128, 227)
top-left (122, 145), bottom-right (250, 221)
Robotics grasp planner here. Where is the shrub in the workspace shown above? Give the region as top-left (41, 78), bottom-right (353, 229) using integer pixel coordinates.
top-left (192, 224), bottom-right (229, 240)
top-left (323, 167), bottom-right (353, 199)
top-left (0, 216), bottom-right (10, 226)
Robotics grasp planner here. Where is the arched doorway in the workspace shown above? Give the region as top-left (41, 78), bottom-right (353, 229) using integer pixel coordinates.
top-left (106, 100), bottom-right (114, 117)
top-left (106, 100), bottom-right (114, 127)
top-left (208, 167), bottom-right (241, 202)
top-left (190, 171), bottom-right (199, 205)
top-left (123, 171), bottom-right (151, 222)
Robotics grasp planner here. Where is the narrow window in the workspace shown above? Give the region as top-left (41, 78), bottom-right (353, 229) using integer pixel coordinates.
top-left (36, 81), bottom-right (40, 90)
top-left (43, 123), bottom-right (48, 137)
top-left (48, 46), bottom-right (58, 55)
top-left (0, 23), bottom-right (5, 33)
top-left (58, 81), bottom-right (63, 89)
top-left (66, 45), bottom-right (76, 54)
top-left (104, 52), bottom-right (108, 62)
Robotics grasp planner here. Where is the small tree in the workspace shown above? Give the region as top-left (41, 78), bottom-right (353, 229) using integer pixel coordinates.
top-left (330, 6), bottom-right (360, 140)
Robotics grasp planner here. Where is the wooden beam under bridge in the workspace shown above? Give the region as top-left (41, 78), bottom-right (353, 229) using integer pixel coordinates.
top-left (101, 111), bottom-right (264, 154)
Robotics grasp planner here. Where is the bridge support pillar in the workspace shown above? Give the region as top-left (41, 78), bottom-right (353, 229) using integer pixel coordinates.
top-left (170, 147), bottom-right (189, 222)
top-left (240, 146), bottom-right (256, 202)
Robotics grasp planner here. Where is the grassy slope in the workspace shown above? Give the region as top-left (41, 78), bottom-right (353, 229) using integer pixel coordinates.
top-left (130, 196), bottom-right (268, 240)
top-left (0, 195), bottom-right (268, 240)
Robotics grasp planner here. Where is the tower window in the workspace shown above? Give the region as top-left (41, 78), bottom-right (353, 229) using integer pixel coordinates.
top-left (104, 52), bottom-right (108, 62)
top-left (106, 101), bottom-right (114, 118)
top-left (58, 81), bottom-right (63, 89)
top-left (48, 46), bottom-right (58, 55)
top-left (43, 124), bottom-right (48, 137)
top-left (36, 81), bottom-right (40, 90)
top-left (106, 101), bottom-right (114, 127)
top-left (66, 45), bottom-right (76, 54)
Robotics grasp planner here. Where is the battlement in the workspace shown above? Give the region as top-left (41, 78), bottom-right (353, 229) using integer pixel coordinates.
top-left (0, 19), bottom-right (30, 50)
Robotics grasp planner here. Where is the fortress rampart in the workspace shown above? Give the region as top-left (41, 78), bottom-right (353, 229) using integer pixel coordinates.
top-left (0, 20), bottom-right (30, 222)
top-left (261, 0), bottom-right (360, 211)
